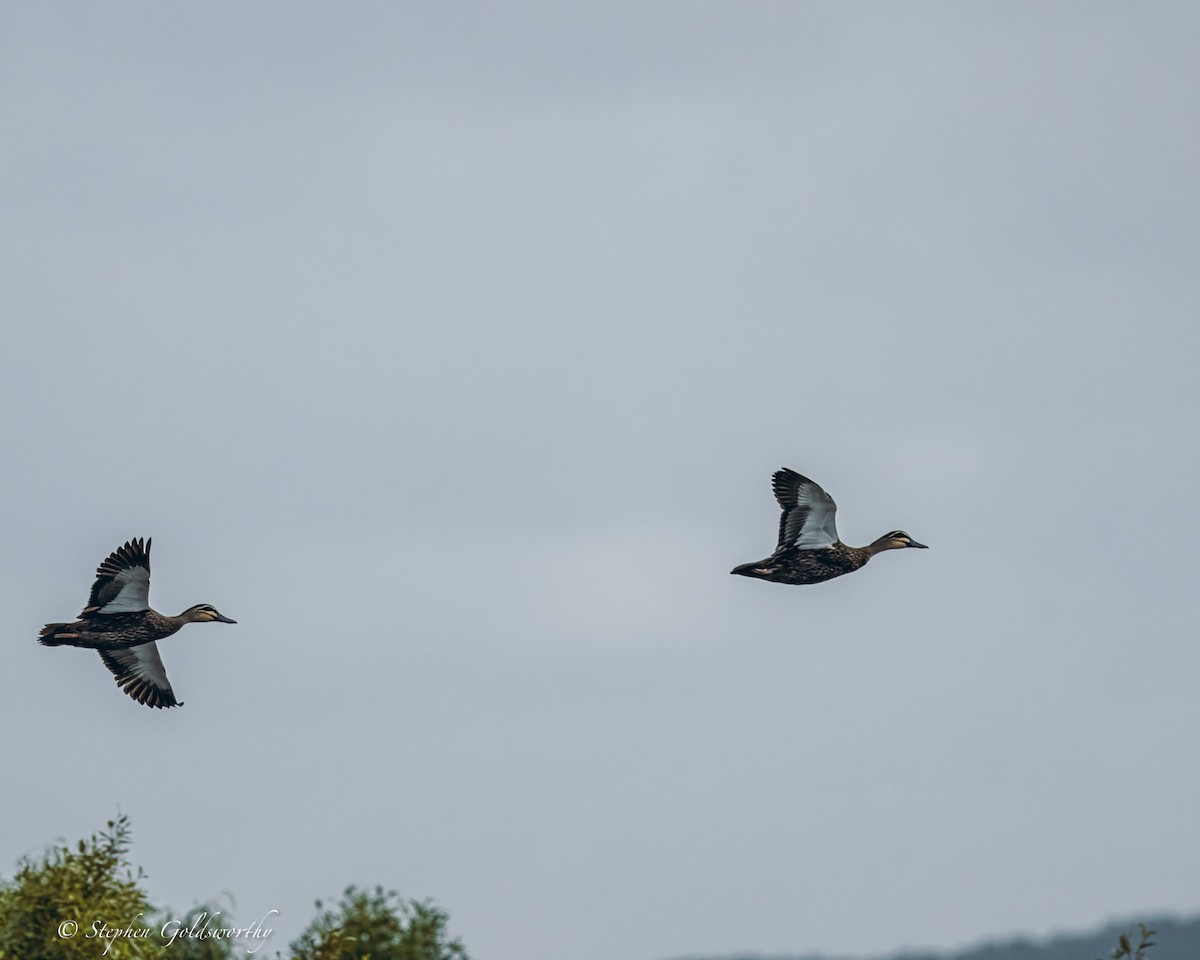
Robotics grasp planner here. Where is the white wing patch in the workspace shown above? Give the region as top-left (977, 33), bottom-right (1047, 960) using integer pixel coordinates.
top-left (792, 485), bottom-right (840, 549)
top-left (84, 538), bottom-right (153, 615)
top-left (99, 644), bottom-right (180, 708)
top-left (775, 471), bottom-right (841, 550)
top-left (94, 566), bottom-right (151, 613)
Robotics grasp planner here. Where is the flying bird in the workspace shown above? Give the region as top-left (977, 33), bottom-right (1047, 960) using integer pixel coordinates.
top-left (732, 468), bottom-right (927, 585)
top-left (38, 538), bottom-right (236, 708)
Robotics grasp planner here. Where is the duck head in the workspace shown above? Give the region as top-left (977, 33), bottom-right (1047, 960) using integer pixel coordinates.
top-left (870, 530), bottom-right (928, 552)
top-left (181, 603), bottom-right (237, 624)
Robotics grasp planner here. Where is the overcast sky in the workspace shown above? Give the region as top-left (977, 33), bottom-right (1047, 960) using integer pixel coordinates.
top-left (3, 4), bottom-right (1199, 960)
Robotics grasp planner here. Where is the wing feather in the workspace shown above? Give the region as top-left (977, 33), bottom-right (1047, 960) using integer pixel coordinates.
top-left (772, 469), bottom-right (840, 550)
top-left (98, 644), bottom-right (181, 709)
top-left (83, 538), bottom-right (151, 615)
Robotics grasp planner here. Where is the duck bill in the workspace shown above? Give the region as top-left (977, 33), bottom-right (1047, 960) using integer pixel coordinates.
top-left (214, 613), bottom-right (238, 624)
top-left (907, 540), bottom-right (929, 549)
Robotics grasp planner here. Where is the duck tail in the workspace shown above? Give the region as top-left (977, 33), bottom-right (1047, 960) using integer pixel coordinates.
top-left (38, 623), bottom-right (81, 646)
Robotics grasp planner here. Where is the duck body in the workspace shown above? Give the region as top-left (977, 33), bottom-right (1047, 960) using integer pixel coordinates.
top-left (731, 543), bottom-right (872, 585)
top-left (39, 610), bottom-right (188, 652)
top-left (38, 538), bottom-right (235, 708)
top-left (732, 468), bottom-right (927, 586)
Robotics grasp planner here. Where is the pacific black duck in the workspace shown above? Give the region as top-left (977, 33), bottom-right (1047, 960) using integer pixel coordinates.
top-left (38, 538), bottom-right (235, 708)
top-left (732, 468), bottom-right (927, 585)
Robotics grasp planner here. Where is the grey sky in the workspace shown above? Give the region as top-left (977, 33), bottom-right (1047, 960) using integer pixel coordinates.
top-left (3, 4), bottom-right (1198, 960)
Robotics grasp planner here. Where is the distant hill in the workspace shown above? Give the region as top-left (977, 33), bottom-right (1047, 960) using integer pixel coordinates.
top-left (667, 915), bottom-right (1200, 960)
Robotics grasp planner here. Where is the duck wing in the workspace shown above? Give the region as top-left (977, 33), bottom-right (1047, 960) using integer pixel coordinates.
top-left (772, 469), bottom-right (840, 550)
top-left (83, 538), bottom-right (151, 615)
top-left (98, 644), bottom-right (181, 708)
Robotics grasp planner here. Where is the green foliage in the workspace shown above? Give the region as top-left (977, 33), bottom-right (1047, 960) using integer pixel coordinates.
top-left (0, 814), bottom-right (157, 960)
top-left (1106, 923), bottom-right (1157, 960)
top-left (288, 886), bottom-right (469, 960)
top-left (0, 818), bottom-right (470, 960)
top-left (0, 815), bottom-right (234, 960)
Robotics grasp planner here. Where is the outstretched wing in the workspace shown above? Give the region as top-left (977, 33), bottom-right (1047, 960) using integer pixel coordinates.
top-left (83, 538), bottom-right (151, 615)
top-left (772, 469), bottom-right (840, 550)
top-left (98, 644), bottom-right (181, 708)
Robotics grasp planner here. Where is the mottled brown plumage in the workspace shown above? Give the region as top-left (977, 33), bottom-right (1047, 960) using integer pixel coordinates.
top-left (732, 468), bottom-right (927, 585)
top-left (38, 538), bottom-right (235, 709)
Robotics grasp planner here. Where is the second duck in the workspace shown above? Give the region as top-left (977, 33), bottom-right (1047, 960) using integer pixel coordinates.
top-left (38, 537), bottom-right (236, 708)
top-left (732, 468), bottom-right (927, 585)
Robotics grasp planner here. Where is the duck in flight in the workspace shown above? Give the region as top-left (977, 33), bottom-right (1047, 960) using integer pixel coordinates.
top-left (38, 538), bottom-right (235, 708)
top-left (732, 468), bottom-right (927, 585)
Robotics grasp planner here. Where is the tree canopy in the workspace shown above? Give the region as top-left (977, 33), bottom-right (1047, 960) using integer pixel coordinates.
top-left (0, 817), bottom-right (469, 960)
top-left (289, 886), bottom-right (469, 960)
